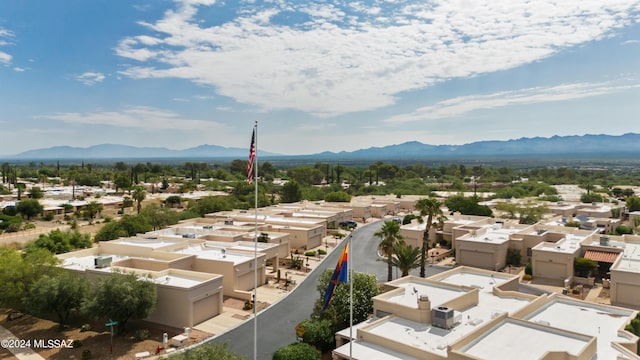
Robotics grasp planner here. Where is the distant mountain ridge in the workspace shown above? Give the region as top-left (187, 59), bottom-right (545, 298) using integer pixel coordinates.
top-left (312, 133), bottom-right (640, 159)
top-left (9, 143), bottom-right (278, 159)
top-left (6, 133), bottom-right (640, 160)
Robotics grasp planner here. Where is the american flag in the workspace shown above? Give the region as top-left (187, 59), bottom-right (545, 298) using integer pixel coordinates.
top-left (247, 128), bottom-right (256, 184)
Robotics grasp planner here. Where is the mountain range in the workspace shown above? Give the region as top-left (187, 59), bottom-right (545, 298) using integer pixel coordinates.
top-left (5, 133), bottom-right (640, 160)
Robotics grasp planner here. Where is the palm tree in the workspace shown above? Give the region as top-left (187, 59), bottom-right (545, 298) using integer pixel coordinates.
top-left (131, 186), bottom-right (146, 214)
top-left (38, 173), bottom-right (47, 189)
top-left (392, 242), bottom-right (421, 277)
top-left (415, 198), bottom-right (445, 277)
top-left (67, 170), bottom-right (78, 200)
top-left (375, 220), bottom-right (403, 281)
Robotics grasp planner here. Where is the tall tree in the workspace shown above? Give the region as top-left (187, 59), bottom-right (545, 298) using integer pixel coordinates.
top-left (131, 185), bottom-right (146, 214)
top-left (67, 169), bottom-right (78, 200)
top-left (16, 198), bottom-right (43, 220)
top-left (83, 271), bottom-right (157, 333)
top-left (375, 220), bottom-right (404, 281)
top-left (281, 181), bottom-right (303, 203)
top-left (415, 198), bottom-right (445, 277)
top-left (0, 248), bottom-right (58, 310)
top-left (392, 242), bottom-right (421, 277)
top-left (82, 201), bottom-right (103, 224)
top-left (26, 270), bottom-right (90, 329)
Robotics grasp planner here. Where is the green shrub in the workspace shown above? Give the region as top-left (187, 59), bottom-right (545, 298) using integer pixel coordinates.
top-left (298, 319), bottom-right (335, 352)
top-left (522, 274), bottom-right (532, 281)
top-left (136, 329), bottom-right (150, 341)
top-left (304, 251), bottom-right (316, 257)
top-left (317, 249), bottom-right (326, 255)
top-left (273, 342), bottom-right (320, 360)
top-left (525, 263), bottom-right (533, 276)
top-left (615, 225), bottom-right (633, 235)
top-left (574, 257), bottom-right (597, 277)
top-left (73, 340), bottom-right (82, 348)
top-left (506, 248), bottom-right (521, 266)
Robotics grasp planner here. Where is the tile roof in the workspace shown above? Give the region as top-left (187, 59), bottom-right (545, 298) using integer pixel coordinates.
top-left (584, 250), bottom-right (619, 263)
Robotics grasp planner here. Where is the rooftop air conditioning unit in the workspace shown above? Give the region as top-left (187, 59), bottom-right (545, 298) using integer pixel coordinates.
top-left (182, 233), bottom-right (195, 239)
top-left (224, 219), bottom-right (234, 225)
top-left (94, 256), bottom-right (112, 269)
top-left (203, 225), bottom-right (213, 230)
top-left (600, 235), bottom-right (610, 246)
top-left (432, 306), bottom-right (455, 330)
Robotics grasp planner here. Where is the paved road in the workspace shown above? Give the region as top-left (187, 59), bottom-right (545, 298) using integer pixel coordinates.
top-left (211, 220), bottom-right (448, 359)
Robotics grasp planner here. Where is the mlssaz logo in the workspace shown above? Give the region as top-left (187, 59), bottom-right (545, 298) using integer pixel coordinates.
top-left (33, 339), bottom-right (74, 349)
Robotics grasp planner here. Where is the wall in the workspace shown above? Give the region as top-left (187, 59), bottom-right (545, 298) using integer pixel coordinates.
top-left (456, 239), bottom-right (509, 271)
top-left (610, 265), bottom-right (640, 309)
top-left (531, 245), bottom-right (578, 285)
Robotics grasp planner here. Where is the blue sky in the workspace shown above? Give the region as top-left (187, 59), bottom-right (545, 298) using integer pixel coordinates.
top-left (1, 0), bottom-right (640, 156)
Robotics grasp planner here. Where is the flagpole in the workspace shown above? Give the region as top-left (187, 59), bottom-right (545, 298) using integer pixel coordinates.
top-left (253, 120), bottom-right (259, 360)
top-left (349, 232), bottom-right (353, 360)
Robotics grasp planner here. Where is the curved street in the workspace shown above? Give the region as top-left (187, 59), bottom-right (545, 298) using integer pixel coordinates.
top-left (211, 220), bottom-right (449, 359)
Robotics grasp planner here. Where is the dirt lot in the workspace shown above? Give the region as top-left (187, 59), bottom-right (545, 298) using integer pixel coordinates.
top-left (0, 310), bottom-right (211, 360)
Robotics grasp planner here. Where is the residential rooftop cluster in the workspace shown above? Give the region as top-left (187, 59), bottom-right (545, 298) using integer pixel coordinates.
top-left (333, 267), bottom-right (638, 360)
top-left (4, 181), bottom-right (639, 358)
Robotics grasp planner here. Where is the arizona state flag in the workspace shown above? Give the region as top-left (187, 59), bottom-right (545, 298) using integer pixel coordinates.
top-left (321, 243), bottom-right (349, 312)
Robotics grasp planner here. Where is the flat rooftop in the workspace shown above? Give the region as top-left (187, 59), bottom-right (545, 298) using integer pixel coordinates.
top-left (535, 234), bottom-right (584, 254)
top-left (334, 339), bottom-right (419, 360)
top-left (61, 253), bottom-right (129, 272)
top-left (111, 238), bottom-right (184, 249)
top-left (203, 240), bottom-right (276, 253)
top-left (383, 280), bottom-right (467, 308)
top-left (613, 242), bottom-right (640, 272)
top-left (152, 274), bottom-right (210, 288)
top-left (437, 271), bottom-right (510, 289)
top-left (459, 318), bottom-right (592, 360)
top-left (365, 316), bottom-right (450, 357)
top-left (172, 243), bottom-right (253, 264)
top-left (523, 299), bottom-right (634, 359)
top-left (458, 228), bottom-right (515, 245)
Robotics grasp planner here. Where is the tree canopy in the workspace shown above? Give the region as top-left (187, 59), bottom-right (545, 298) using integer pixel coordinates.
top-left (0, 247), bottom-right (58, 310)
top-left (83, 271), bottom-right (157, 333)
top-left (26, 270), bottom-right (90, 329)
top-left (313, 270), bottom-right (379, 331)
top-left (16, 198), bottom-right (43, 219)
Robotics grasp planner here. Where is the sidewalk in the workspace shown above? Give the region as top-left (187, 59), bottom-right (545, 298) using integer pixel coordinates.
top-left (0, 325), bottom-right (45, 360)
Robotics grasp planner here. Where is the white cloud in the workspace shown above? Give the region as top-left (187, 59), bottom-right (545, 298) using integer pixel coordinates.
top-left (0, 51), bottom-right (11, 65)
top-left (115, 0), bottom-right (640, 116)
top-left (0, 27), bottom-right (13, 65)
top-left (75, 72), bottom-right (106, 85)
top-left (36, 106), bottom-right (225, 131)
top-left (13, 67), bottom-right (25, 72)
top-left (385, 80), bottom-right (640, 124)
